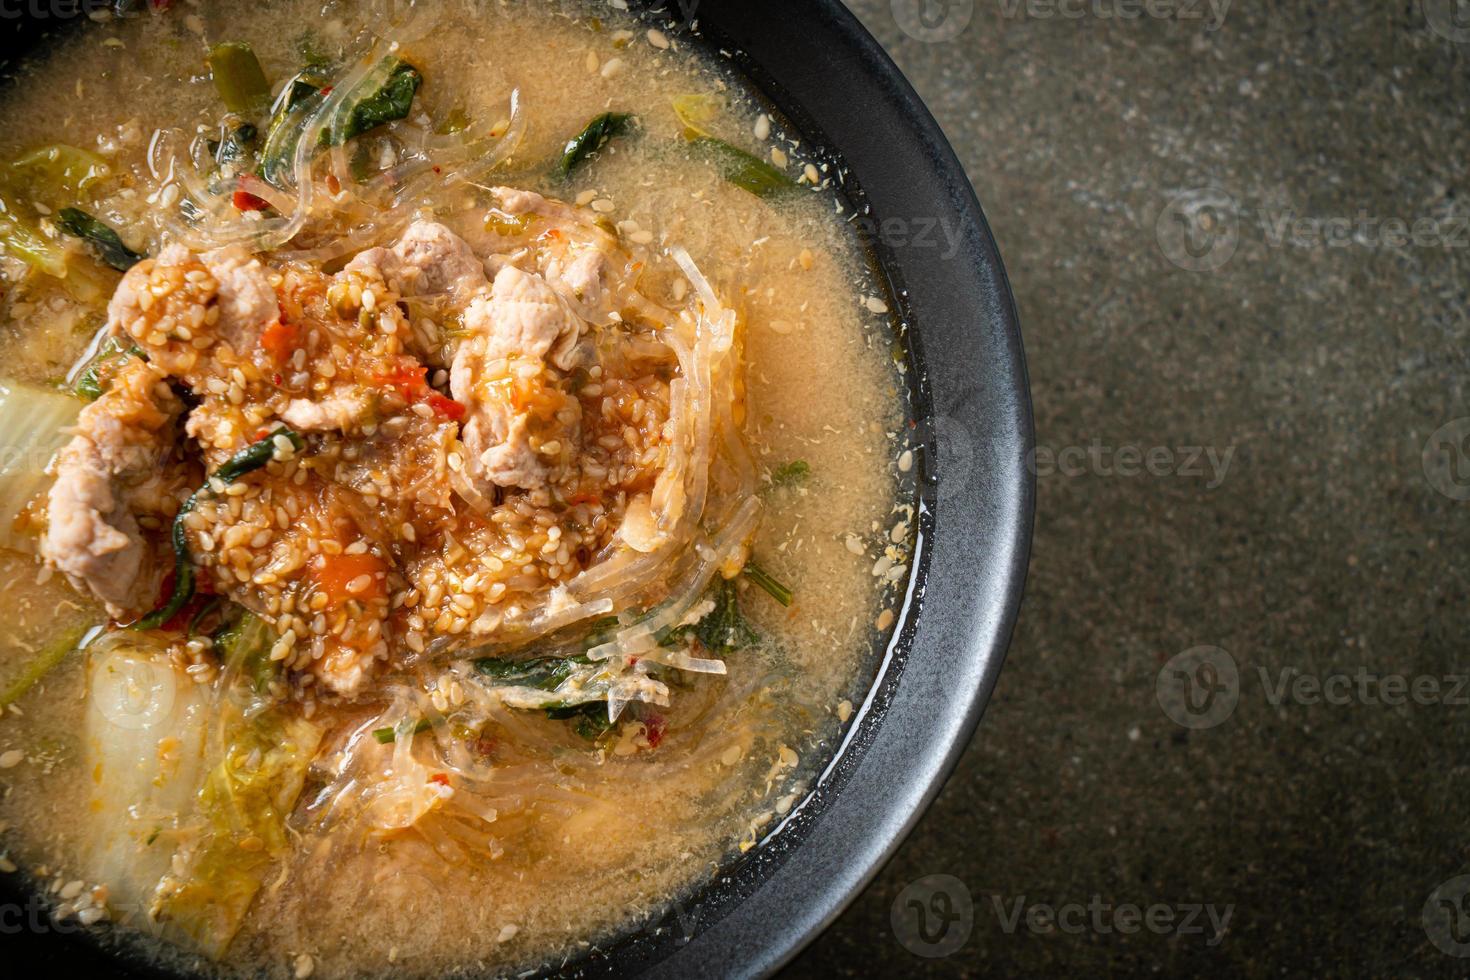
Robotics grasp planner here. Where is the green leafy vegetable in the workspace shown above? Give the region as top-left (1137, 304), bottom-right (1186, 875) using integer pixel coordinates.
top-left (213, 611), bottom-right (276, 693)
top-left (665, 576), bottom-right (759, 655)
top-left (56, 207), bottom-right (144, 271)
top-left (472, 653), bottom-right (593, 690)
top-left (83, 638), bottom-right (212, 928)
top-left (74, 337), bottom-right (144, 401)
top-left (671, 93), bottom-right (719, 139)
top-left (689, 136), bottom-right (797, 198)
top-left (0, 195), bottom-right (66, 278)
top-left (555, 111), bottom-right (634, 178)
top-left (372, 717), bottom-right (431, 744)
top-left (207, 42), bottom-right (272, 115)
top-left (9, 144), bottom-right (110, 198)
top-left (545, 701), bottom-right (613, 739)
top-left (743, 561), bottom-right (793, 607)
top-left (135, 428), bottom-right (305, 631)
top-left (155, 704), bottom-right (322, 957)
top-left (0, 626), bottom-right (83, 707)
top-left (259, 69), bottom-right (330, 185)
top-left (771, 460), bottom-right (810, 487)
top-left (321, 59), bottom-right (422, 147)
top-left (208, 122), bottom-right (258, 169)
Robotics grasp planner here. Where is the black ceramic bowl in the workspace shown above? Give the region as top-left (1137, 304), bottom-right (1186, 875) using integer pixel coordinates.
top-left (0, 1), bottom-right (1032, 976)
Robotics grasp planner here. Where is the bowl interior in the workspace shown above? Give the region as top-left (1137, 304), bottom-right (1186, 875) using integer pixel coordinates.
top-left (0, 2), bottom-right (1032, 977)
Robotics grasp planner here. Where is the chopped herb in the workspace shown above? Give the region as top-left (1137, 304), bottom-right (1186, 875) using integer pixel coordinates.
top-left (321, 59), bottom-right (422, 146)
top-left (771, 460), bottom-right (810, 487)
top-left (207, 42), bottom-right (272, 116)
top-left (372, 718), bottom-right (431, 744)
top-left (689, 136), bottom-right (798, 198)
top-left (56, 207), bottom-right (144, 271)
top-left (555, 112), bottom-right (634, 178)
top-left (134, 428), bottom-right (304, 631)
top-left (743, 561), bottom-right (794, 607)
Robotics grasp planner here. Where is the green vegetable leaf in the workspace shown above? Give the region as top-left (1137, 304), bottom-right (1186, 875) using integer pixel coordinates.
top-left (320, 59), bottom-right (422, 147)
top-left (207, 42), bottom-right (272, 116)
top-left (472, 653), bottom-right (591, 691)
top-left (208, 122), bottom-right (258, 169)
top-left (156, 706), bottom-right (322, 957)
top-left (689, 136), bottom-right (798, 198)
top-left (73, 336), bottom-right (143, 402)
top-left (0, 195), bottom-right (66, 278)
top-left (9, 144), bottom-right (110, 198)
top-left (0, 626), bottom-right (83, 707)
top-left (56, 207), bottom-right (144, 271)
top-left (665, 576), bottom-right (759, 655)
top-left (556, 112), bottom-right (634, 178)
top-left (259, 69), bottom-right (330, 186)
top-left (213, 610), bottom-right (276, 693)
top-left (544, 701), bottom-right (613, 739)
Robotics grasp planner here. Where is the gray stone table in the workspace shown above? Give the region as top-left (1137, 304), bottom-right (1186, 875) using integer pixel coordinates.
top-left (784, 1), bottom-right (1470, 975)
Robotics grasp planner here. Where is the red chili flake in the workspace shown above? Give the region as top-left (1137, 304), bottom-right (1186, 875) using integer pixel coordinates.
top-left (643, 713), bottom-right (667, 749)
top-left (424, 391), bottom-right (465, 421)
top-left (272, 373), bottom-right (283, 386)
top-left (233, 187), bottom-right (270, 212)
top-left (428, 773), bottom-right (450, 786)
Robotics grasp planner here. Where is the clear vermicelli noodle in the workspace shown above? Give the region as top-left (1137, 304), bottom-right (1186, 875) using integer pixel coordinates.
top-left (0, 1), bottom-right (915, 976)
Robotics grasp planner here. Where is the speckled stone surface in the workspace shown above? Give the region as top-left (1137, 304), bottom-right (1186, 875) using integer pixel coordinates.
top-left (784, 2), bottom-right (1470, 976)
